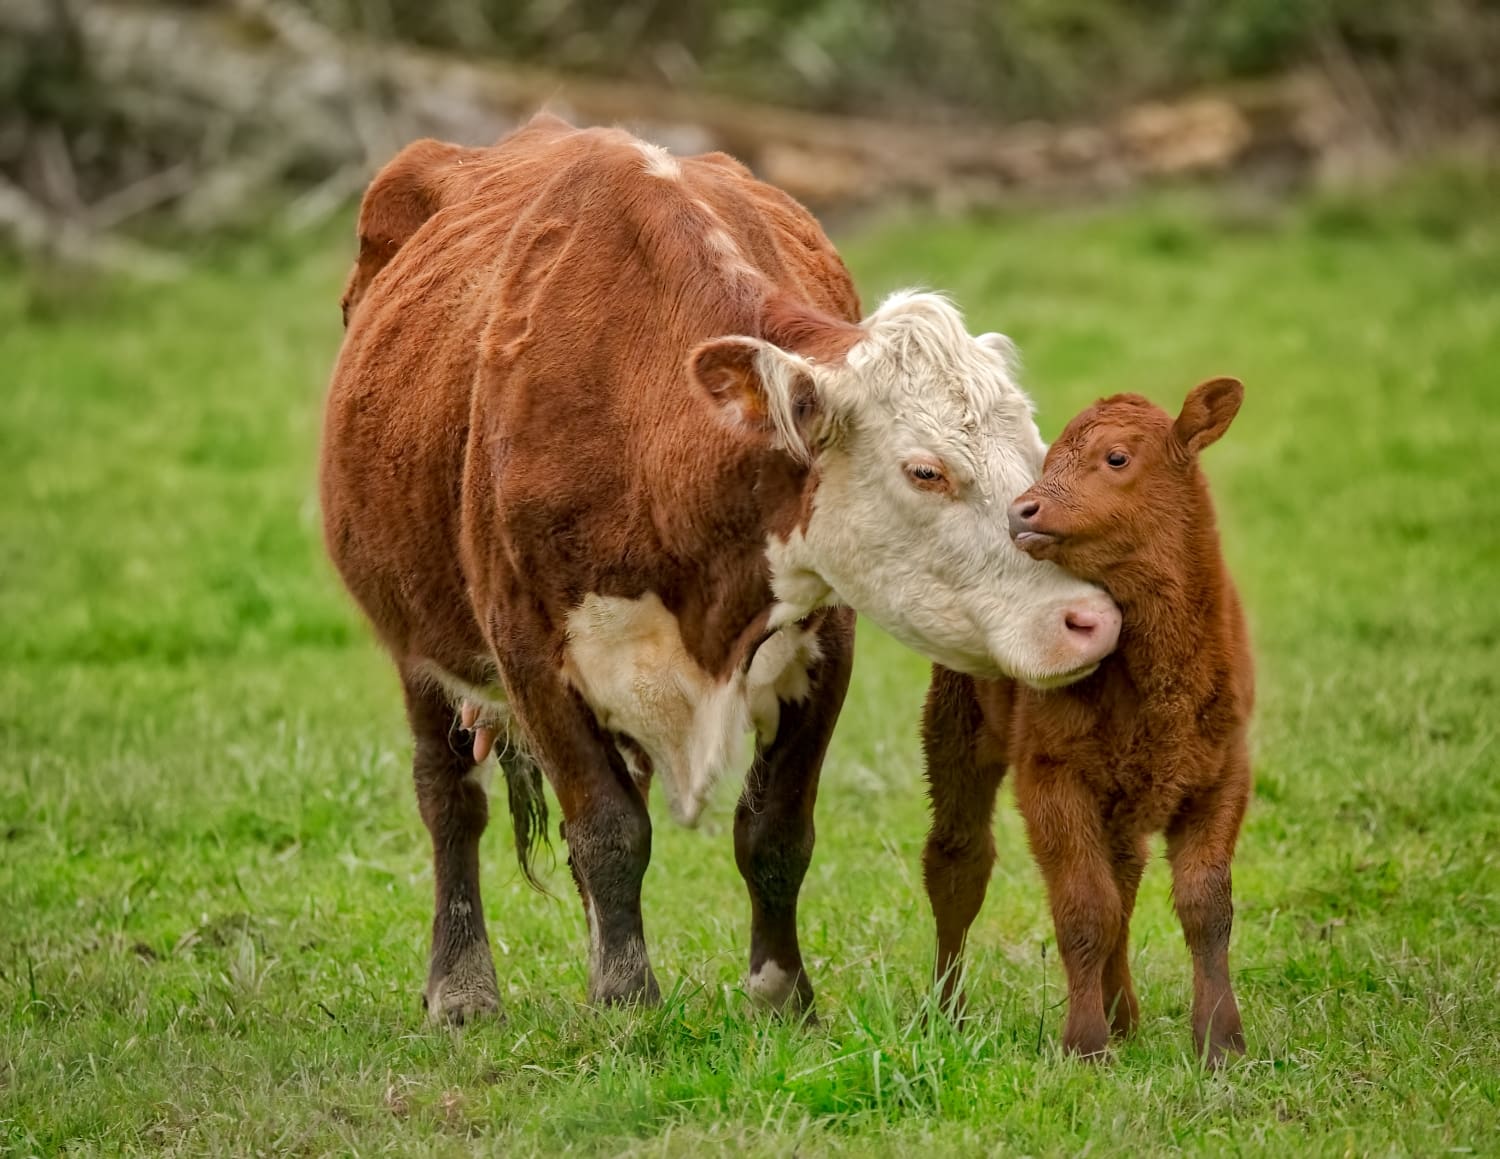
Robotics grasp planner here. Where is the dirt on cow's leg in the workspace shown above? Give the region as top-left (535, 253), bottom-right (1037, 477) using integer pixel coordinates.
top-left (563, 778), bottom-right (658, 1008)
top-left (920, 667), bottom-right (1009, 1016)
top-left (404, 675), bottom-right (500, 1024)
top-left (735, 610), bottom-right (853, 1019)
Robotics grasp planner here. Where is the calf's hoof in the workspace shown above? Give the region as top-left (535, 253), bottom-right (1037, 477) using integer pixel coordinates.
top-left (1200, 1028), bottom-right (1247, 1070)
top-left (1062, 1019), bottom-right (1112, 1062)
top-left (424, 944), bottom-right (501, 1026)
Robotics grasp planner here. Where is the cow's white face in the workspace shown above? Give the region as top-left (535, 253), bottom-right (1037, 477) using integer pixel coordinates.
top-left (696, 291), bottom-right (1120, 686)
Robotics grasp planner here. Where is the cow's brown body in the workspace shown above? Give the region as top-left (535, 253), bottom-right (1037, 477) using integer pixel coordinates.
top-left (322, 115), bottom-right (863, 1018)
top-left (920, 380), bottom-right (1253, 1065)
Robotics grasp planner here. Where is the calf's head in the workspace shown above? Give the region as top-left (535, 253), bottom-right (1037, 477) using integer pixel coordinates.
top-left (1008, 377), bottom-right (1244, 585)
top-left (691, 291), bottom-right (1120, 687)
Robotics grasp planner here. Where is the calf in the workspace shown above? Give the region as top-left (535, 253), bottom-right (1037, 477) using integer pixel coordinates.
top-left (921, 377), bottom-right (1252, 1065)
top-left (322, 115), bottom-right (1120, 1023)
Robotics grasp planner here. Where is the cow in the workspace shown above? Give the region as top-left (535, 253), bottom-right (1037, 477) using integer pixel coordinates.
top-left (320, 114), bottom-right (1121, 1023)
top-left (920, 377), bottom-right (1252, 1065)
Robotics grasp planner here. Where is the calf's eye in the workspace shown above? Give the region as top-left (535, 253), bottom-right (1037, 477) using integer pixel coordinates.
top-left (1106, 450), bottom-right (1129, 468)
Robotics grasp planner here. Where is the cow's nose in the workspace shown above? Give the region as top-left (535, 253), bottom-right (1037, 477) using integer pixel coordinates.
top-left (1008, 497), bottom-right (1041, 537)
top-left (1061, 599), bottom-right (1122, 666)
top-left (1064, 609), bottom-right (1102, 637)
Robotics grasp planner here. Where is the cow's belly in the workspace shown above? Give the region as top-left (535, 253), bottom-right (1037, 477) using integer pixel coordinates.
top-left (562, 593), bottom-right (820, 826)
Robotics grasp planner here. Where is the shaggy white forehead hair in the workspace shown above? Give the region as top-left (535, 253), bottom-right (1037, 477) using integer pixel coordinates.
top-left (832, 290), bottom-right (1036, 477)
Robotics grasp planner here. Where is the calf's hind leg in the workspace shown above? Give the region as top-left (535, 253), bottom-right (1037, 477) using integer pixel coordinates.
top-left (735, 611), bottom-right (854, 1016)
top-left (920, 668), bottom-right (1010, 1014)
top-left (1167, 770), bottom-right (1250, 1067)
top-left (403, 674), bottom-right (500, 1024)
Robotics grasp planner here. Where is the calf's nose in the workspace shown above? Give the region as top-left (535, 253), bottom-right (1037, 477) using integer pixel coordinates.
top-left (1008, 497), bottom-right (1041, 538)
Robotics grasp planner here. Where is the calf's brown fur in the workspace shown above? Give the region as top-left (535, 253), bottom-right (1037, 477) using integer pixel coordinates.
top-left (921, 378), bottom-right (1253, 1065)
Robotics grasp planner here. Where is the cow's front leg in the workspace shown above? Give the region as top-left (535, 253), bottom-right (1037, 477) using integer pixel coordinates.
top-left (495, 641), bottom-right (659, 1007)
top-left (402, 675), bottom-right (499, 1024)
top-left (735, 610), bottom-right (854, 1016)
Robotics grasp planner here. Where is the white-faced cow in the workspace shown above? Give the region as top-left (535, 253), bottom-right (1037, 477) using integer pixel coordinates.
top-left (321, 114), bottom-right (1120, 1022)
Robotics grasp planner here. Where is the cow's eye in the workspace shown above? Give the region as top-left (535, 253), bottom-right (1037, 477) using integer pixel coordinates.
top-left (1106, 450), bottom-right (1129, 468)
top-left (903, 460), bottom-right (951, 493)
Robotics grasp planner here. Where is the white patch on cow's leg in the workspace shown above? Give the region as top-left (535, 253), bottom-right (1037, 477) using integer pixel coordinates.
top-left (746, 960), bottom-right (803, 1011)
top-left (636, 141), bottom-right (681, 180)
top-left (464, 761), bottom-right (494, 794)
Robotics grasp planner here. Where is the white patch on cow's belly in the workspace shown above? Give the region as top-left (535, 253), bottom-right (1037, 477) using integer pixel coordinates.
top-left (562, 593), bottom-right (818, 828)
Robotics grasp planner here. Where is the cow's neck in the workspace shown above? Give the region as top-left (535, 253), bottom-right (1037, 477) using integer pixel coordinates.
top-left (637, 418), bottom-right (826, 675)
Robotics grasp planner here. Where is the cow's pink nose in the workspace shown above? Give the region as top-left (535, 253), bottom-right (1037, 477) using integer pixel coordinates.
top-left (1062, 600), bottom-right (1121, 666)
top-left (1065, 609), bottom-right (1102, 637)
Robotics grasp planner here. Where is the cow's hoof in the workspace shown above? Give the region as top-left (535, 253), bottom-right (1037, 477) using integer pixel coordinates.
top-left (424, 947), bottom-right (501, 1025)
top-left (589, 963), bottom-right (661, 1009)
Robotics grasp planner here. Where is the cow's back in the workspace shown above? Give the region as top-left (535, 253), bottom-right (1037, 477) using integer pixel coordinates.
top-left (320, 117), bottom-right (858, 676)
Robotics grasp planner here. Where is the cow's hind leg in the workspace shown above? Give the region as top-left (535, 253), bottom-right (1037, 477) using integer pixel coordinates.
top-left (403, 674), bottom-right (499, 1024)
top-left (735, 611), bottom-right (854, 1017)
top-left (921, 667), bottom-right (1010, 1015)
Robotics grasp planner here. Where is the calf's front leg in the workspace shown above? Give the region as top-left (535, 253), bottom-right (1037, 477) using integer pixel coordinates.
top-left (735, 610), bottom-right (853, 1017)
top-left (1166, 769), bottom-right (1250, 1067)
top-left (1102, 835), bottom-right (1148, 1039)
top-left (1015, 765), bottom-right (1121, 1059)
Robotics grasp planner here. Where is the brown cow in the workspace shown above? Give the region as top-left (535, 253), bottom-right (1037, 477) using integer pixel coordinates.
top-left (921, 378), bottom-right (1252, 1065)
top-left (322, 114), bottom-right (1121, 1022)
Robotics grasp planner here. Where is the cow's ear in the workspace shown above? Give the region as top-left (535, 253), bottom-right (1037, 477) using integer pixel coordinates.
top-left (342, 139), bottom-right (479, 328)
top-left (1172, 376), bottom-right (1243, 457)
top-left (689, 337), bottom-right (823, 463)
top-left (976, 331), bottom-right (1020, 373)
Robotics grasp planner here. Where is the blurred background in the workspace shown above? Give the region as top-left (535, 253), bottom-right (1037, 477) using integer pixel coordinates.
top-left (5, 3), bottom-right (1500, 1151)
top-left (4, 0), bottom-right (1499, 261)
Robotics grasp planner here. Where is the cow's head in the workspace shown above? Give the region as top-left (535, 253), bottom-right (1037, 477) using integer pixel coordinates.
top-left (690, 291), bottom-right (1120, 687)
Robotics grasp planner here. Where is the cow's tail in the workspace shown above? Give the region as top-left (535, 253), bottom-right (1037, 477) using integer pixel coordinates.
top-left (501, 752), bottom-right (553, 894)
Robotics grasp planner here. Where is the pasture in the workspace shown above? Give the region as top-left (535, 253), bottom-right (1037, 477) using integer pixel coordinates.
top-left (3, 171), bottom-right (1498, 1155)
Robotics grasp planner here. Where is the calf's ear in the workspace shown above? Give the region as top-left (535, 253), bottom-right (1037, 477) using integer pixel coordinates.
top-left (1172, 376), bottom-right (1244, 456)
top-left (689, 337), bottom-right (824, 464)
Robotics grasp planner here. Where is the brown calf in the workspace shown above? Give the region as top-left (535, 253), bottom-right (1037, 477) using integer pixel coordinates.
top-left (921, 377), bottom-right (1253, 1065)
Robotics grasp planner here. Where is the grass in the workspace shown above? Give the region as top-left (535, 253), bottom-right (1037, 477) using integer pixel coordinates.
top-left (3, 170), bottom-right (1499, 1155)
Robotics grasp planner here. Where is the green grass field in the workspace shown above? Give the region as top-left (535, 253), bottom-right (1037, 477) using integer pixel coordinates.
top-left (3, 172), bottom-right (1498, 1156)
